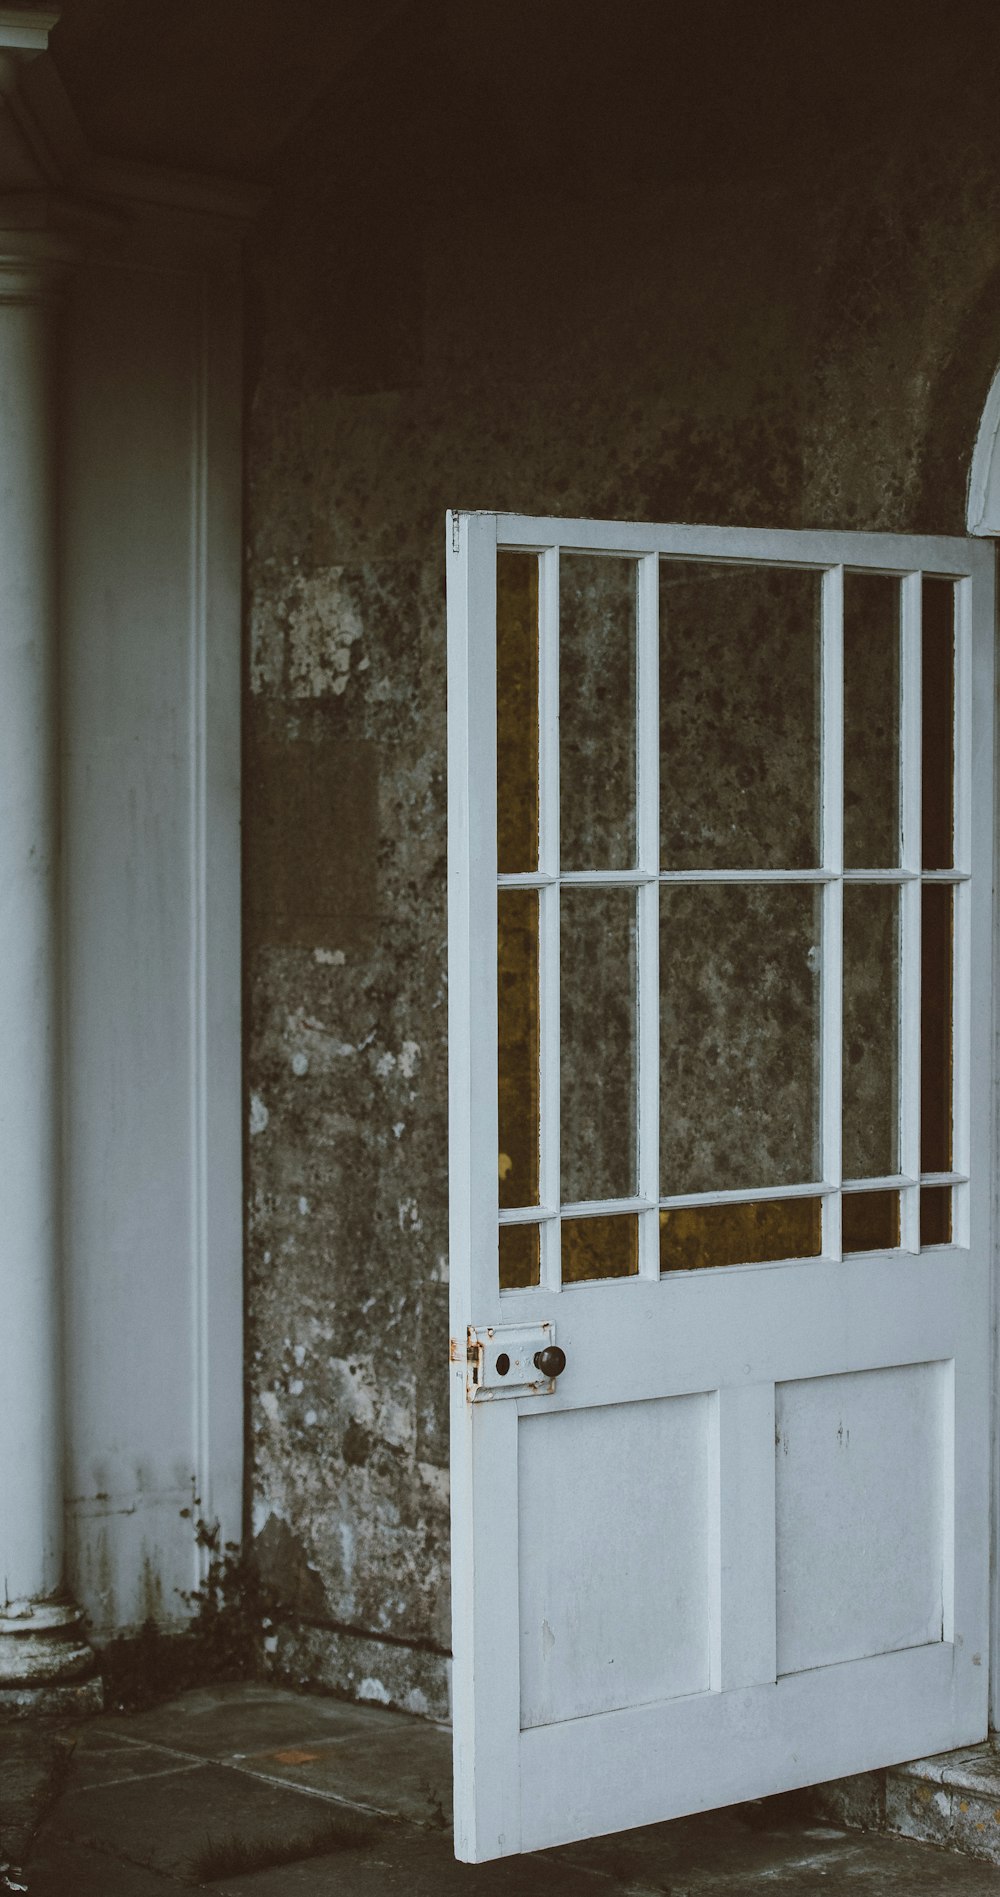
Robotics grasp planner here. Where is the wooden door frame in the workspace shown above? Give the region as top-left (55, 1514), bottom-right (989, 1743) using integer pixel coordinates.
top-left (967, 377), bottom-right (1000, 1729)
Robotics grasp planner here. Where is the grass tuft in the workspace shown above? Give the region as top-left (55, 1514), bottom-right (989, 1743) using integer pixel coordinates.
top-left (187, 1816), bottom-right (373, 1884)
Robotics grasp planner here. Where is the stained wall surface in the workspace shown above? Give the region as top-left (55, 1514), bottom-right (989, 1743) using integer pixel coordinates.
top-left (243, 9), bottom-right (1000, 1713)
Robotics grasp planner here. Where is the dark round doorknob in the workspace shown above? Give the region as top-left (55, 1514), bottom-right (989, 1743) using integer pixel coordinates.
top-left (533, 1345), bottom-right (566, 1379)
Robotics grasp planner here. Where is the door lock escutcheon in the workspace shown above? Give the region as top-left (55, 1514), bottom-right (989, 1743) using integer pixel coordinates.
top-left (466, 1323), bottom-right (565, 1401)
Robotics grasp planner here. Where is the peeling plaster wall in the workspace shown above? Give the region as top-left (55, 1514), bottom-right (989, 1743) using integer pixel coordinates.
top-left (243, 29), bottom-right (1000, 1716)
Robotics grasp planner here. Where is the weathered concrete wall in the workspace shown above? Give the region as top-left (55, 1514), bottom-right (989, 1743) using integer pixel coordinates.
top-left (243, 19), bottom-right (1000, 1715)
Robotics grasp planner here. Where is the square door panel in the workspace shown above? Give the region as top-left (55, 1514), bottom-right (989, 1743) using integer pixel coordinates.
top-left (775, 1363), bottom-right (947, 1676)
top-left (518, 1395), bottom-right (711, 1729)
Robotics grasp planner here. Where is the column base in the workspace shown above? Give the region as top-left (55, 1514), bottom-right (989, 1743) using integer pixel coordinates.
top-left (0, 1602), bottom-right (98, 1696)
top-left (0, 1676), bottom-right (103, 1720)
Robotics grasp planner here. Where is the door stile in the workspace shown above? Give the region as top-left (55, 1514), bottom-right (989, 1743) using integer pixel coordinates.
top-left (446, 508), bottom-right (501, 1327)
top-left (820, 565), bottom-right (844, 1256)
top-left (961, 546), bottom-right (996, 1724)
top-left (539, 545), bottom-right (561, 1293)
top-left (637, 552), bottom-right (660, 1280)
top-left (447, 511), bottom-right (523, 1858)
top-left (952, 573), bottom-right (975, 1249)
top-left (989, 547), bottom-right (1000, 1730)
top-left (899, 571), bottom-right (923, 1251)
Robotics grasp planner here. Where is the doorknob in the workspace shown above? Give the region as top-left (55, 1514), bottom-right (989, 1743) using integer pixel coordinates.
top-left (533, 1345), bottom-right (566, 1379)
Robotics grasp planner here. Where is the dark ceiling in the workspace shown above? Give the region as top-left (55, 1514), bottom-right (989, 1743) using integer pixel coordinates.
top-left (49, 0), bottom-right (415, 180)
top-left (47, 0), bottom-right (1000, 194)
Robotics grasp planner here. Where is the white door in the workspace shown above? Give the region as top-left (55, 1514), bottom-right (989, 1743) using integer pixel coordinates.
top-left (447, 512), bottom-right (995, 1863)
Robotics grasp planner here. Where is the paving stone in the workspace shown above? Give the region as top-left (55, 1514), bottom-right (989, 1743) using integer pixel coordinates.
top-left (61, 1734), bottom-right (199, 1793)
top-left (240, 1715), bottom-right (451, 1826)
top-left (22, 1685), bottom-right (1000, 1895)
top-left (551, 1803), bottom-right (1000, 1893)
top-left (24, 1835), bottom-right (182, 1896)
top-left (97, 1681), bottom-right (415, 1761)
top-left (45, 1758), bottom-right (359, 1883)
top-left (0, 1727), bottom-right (74, 1879)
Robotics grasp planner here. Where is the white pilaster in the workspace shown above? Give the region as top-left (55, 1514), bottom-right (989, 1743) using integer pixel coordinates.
top-left (0, 223), bottom-right (93, 1691)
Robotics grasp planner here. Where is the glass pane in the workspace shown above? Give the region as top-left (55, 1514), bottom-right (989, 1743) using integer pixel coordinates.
top-left (844, 572), bottom-right (900, 868)
top-left (498, 891), bottom-right (539, 1209)
top-left (920, 1187), bottom-right (952, 1247)
top-left (562, 1213), bottom-right (638, 1283)
top-left (921, 884), bottom-right (953, 1174)
top-left (499, 1224), bottom-right (540, 1291)
top-left (660, 1197), bottom-right (821, 1272)
top-left (660, 561), bottom-right (821, 869)
top-left (497, 552), bottom-right (539, 874)
top-left (842, 1190), bottom-right (900, 1254)
top-left (560, 554), bottom-right (636, 870)
top-left (661, 884), bottom-right (821, 1195)
top-left (922, 578), bottom-right (955, 871)
top-left (561, 888), bottom-right (637, 1202)
top-left (843, 884), bottom-right (899, 1179)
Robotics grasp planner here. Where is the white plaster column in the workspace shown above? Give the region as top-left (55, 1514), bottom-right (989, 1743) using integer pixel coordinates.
top-left (0, 226), bottom-right (94, 1692)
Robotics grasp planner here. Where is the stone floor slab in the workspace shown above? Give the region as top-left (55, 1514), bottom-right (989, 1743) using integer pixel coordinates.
top-left (20, 1685), bottom-right (1000, 1894)
top-left (24, 1835), bottom-right (182, 1896)
top-left (240, 1716), bottom-right (451, 1826)
top-left (551, 1800), bottom-right (1000, 1893)
top-left (97, 1681), bottom-right (390, 1760)
top-left (49, 1757), bottom-right (362, 1882)
top-left (63, 1735), bottom-right (202, 1793)
top-left (0, 1727), bottom-right (74, 1880)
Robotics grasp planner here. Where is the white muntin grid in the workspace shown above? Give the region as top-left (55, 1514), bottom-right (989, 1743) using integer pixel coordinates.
top-left (490, 518), bottom-right (969, 1290)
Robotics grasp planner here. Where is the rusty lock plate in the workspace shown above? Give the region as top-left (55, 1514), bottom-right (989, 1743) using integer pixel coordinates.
top-left (465, 1322), bottom-right (563, 1402)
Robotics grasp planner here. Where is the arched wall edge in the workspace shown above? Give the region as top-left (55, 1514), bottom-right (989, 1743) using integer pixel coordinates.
top-left (966, 360), bottom-right (1000, 534)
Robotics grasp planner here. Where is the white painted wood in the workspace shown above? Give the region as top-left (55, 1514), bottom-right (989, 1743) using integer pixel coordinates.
top-left (448, 513), bottom-right (994, 1861)
top-left (494, 514), bottom-right (976, 571)
top-left (448, 511), bottom-right (523, 1860)
top-left (710, 1384), bottom-right (776, 1691)
top-left (0, 238), bottom-right (74, 1639)
top-left (820, 566), bottom-right (844, 1257)
top-left (539, 546), bottom-right (561, 1296)
top-left (519, 1642), bottom-right (964, 1852)
top-left (661, 1183), bottom-right (830, 1209)
top-left (518, 1396), bottom-right (711, 1727)
top-left (636, 554), bottom-right (660, 1282)
top-left (952, 575), bottom-right (975, 1249)
top-left (775, 1363), bottom-right (947, 1673)
top-left (899, 571), bottom-right (923, 1252)
top-left (60, 222), bottom-right (243, 1636)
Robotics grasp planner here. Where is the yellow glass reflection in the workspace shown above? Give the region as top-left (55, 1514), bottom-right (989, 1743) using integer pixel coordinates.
top-left (842, 884), bottom-right (899, 1180)
top-left (497, 552), bottom-right (539, 875)
top-left (842, 1190), bottom-right (900, 1254)
top-left (920, 1187), bottom-right (952, 1247)
top-left (561, 887), bottom-right (637, 1203)
top-left (921, 577), bottom-right (955, 871)
top-left (499, 1224), bottom-right (540, 1291)
top-left (659, 1198), bottom-right (821, 1272)
top-left (921, 885), bottom-right (953, 1175)
top-left (562, 1214), bottom-right (638, 1283)
top-left (498, 891), bottom-right (539, 1210)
